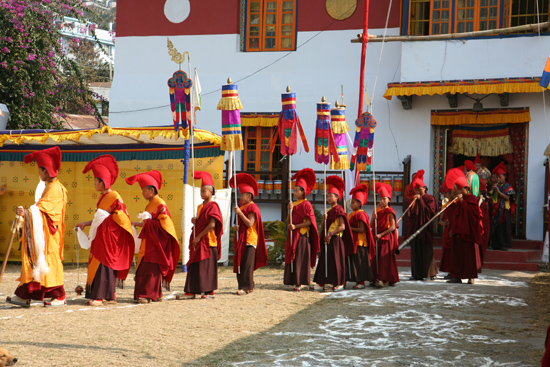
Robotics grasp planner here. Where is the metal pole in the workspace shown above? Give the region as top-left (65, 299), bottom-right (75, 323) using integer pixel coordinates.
top-left (289, 155), bottom-right (293, 273)
top-left (0, 215), bottom-right (20, 285)
top-left (189, 61), bottom-right (196, 239)
top-left (234, 152), bottom-right (239, 274)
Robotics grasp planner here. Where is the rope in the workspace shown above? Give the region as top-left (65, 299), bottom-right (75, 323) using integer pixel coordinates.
top-left (369, 0), bottom-right (393, 115)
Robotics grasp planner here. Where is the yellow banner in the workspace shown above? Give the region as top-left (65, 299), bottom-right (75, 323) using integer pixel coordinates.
top-left (0, 156), bottom-right (224, 263)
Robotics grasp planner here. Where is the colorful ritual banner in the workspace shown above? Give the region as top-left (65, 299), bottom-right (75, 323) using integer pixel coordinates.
top-left (217, 83), bottom-right (244, 151)
top-left (168, 70), bottom-right (193, 137)
top-left (272, 92), bottom-right (309, 155)
top-left (447, 124), bottom-right (513, 156)
top-left (351, 111), bottom-right (377, 173)
top-left (330, 105), bottom-right (350, 170)
top-left (315, 102), bottom-right (339, 165)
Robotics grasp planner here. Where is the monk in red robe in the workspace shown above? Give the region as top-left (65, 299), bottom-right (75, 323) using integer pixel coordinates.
top-left (180, 171), bottom-right (223, 299)
top-left (371, 182), bottom-right (400, 287)
top-left (407, 169), bottom-right (438, 281)
top-left (313, 175), bottom-right (353, 292)
top-left (438, 184), bottom-right (456, 279)
top-left (76, 155), bottom-right (134, 306)
top-left (403, 172), bottom-right (416, 205)
top-left (231, 173), bottom-right (268, 295)
top-left (7, 147), bottom-right (68, 307)
top-left (127, 170), bottom-right (180, 303)
top-left (284, 168), bottom-right (319, 292)
top-left (347, 183), bottom-right (374, 289)
top-left (447, 173), bottom-right (483, 284)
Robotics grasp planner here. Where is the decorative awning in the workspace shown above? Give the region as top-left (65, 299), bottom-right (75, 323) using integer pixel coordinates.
top-left (384, 77), bottom-right (546, 100)
top-left (0, 125), bottom-right (220, 147)
top-left (240, 113), bottom-right (279, 127)
top-left (431, 108), bottom-right (530, 126)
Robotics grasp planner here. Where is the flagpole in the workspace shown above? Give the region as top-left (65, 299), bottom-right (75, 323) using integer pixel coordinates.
top-left (189, 60), bottom-right (196, 240)
top-left (287, 86), bottom-right (294, 273)
top-left (324, 163), bottom-right (328, 278)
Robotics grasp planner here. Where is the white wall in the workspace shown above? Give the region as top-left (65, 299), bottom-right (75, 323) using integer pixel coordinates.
top-left (110, 29), bottom-right (550, 238)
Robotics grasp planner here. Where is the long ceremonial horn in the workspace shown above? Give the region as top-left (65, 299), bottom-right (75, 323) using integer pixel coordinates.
top-left (395, 196), bottom-right (459, 255)
top-left (0, 215), bottom-right (21, 285)
top-left (396, 196), bottom-right (418, 225)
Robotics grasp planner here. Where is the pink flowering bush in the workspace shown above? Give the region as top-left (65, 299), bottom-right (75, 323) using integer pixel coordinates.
top-left (0, 0), bottom-right (103, 129)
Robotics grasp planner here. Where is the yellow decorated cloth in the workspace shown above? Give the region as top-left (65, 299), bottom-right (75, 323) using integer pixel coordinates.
top-left (330, 120), bottom-right (349, 134)
top-left (240, 115), bottom-right (279, 127)
top-left (384, 78), bottom-right (545, 100)
top-left (221, 135), bottom-right (244, 151)
top-left (330, 155), bottom-right (350, 170)
top-left (217, 98), bottom-right (243, 111)
top-left (327, 207), bottom-right (342, 237)
top-left (18, 180), bottom-right (67, 287)
top-left (430, 109), bottom-right (530, 126)
top-left (241, 203), bottom-right (258, 247)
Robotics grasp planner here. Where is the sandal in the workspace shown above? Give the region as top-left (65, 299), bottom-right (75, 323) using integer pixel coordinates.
top-left (468, 279), bottom-right (475, 284)
top-left (353, 283), bottom-right (366, 289)
top-left (236, 290), bottom-right (247, 295)
top-left (374, 280), bottom-right (384, 288)
top-left (135, 298), bottom-right (149, 304)
top-left (292, 287), bottom-right (301, 292)
top-left (87, 299), bottom-right (104, 306)
top-left (44, 297), bottom-right (67, 307)
top-left (333, 285), bottom-right (344, 292)
top-left (176, 293), bottom-right (196, 300)
top-left (6, 295), bottom-right (31, 308)
top-left (201, 292), bottom-right (215, 299)
top-left (103, 299), bottom-right (117, 305)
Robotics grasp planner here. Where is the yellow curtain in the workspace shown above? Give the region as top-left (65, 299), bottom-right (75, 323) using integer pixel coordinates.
top-left (384, 78), bottom-right (545, 100)
top-left (431, 109), bottom-right (531, 125)
top-left (240, 115), bottom-right (279, 127)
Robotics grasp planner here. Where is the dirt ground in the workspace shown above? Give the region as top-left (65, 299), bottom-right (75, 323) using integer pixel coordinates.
top-left (0, 264), bottom-right (548, 366)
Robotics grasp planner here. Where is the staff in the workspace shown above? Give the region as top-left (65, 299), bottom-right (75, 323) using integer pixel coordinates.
top-left (0, 215), bottom-right (21, 285)
top-left (395, 196), bottom-right (459, 255)
top-left (396, 196), bottom-right (418, 225)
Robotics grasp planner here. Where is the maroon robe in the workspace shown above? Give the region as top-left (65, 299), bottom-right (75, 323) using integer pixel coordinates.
top-left (408, 194), bottom-right (438, 279)
top-left (313, 205), bottom-right (353, 286)
top-left (371, 207), bottom-right (400, 284)
top-left (480, 198), bottom-right (490, 265)
top-left (439, 203), bottom-right (456, 273)
top-left (188, 200), bottom-right (223, 265)
top-left (449, 193), bottom-right (483, 279)
top-left (347, 210), bottom-right (374, 283)
top-left (233, 202), bottom-right (268, 273)
top-left (284, 200), bottom-right (319, 267)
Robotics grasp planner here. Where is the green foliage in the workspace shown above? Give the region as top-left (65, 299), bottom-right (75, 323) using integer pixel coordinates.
top-left (0, 0), bottom-right (103, 129)
top-left (263, 220), bottom-right (287, 264)
top-left (313, 206), bottom-right (323, 233)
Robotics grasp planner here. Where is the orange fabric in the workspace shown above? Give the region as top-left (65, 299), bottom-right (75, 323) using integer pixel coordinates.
top-left (240, 203), bottom-right (258, 246)
top-left (18, 180), bottom-right (67, 288)
top-left (98, 191), bottom-right (133, 237)
top-left (137, 196), bottom-right (179, 268)
top-left (348, 210), bottom-right (367, 246)
top-left (197, 203), bottom-right (218, 247)
top-left (86, 256), bottom-right (101, 287)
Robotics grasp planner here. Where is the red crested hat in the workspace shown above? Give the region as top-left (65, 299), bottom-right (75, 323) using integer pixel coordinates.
top-left (440, 183), bottom-right (449, 194)
top-left (230, 173), bottom-right (258, 198)
top-left (291, 168), bottom-right (316, 196)
top-left (350, 184), bottom-right (368, 206)
top-left (125, 170), bottom-right (162, 191)
top-left (474, 153), bottom-right (481, 165)
top-left (194, 171), bottom-right (215, 194)
top-left (444, 168), bottom-right (466, 191)
top-left (492, 162), bottom-right (507, 176)
top-left (83, 154), bottom-right (118, 189)
top-left (464, 160), bottom-right (476, 172)
top-left (411, 169), bottom-right (426, 189)
top-left (24, 146), bottom-right (61, 177)
top-left (326, 175), bottom-right (345, 199)
top-left (375, 182), bottom-right (392, 199)
top-left (453, 176), bottom-right (469, 189)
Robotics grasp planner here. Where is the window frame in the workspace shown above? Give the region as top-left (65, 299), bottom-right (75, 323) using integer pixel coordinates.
top-left (243, 0), bottom-right (298, 52)
top-left (242, 126), bottom-right (282, 179)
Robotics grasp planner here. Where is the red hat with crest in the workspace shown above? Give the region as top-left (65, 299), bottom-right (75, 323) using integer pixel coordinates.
top-left (24, 146), bottom-right (62, 177)
top-left (350, 184), bottom-right (368, 206)
top-left (492, 162), bottom-right (507, 176)
top-left (375, 182), bottom-right (392, 199)
top-left (411, 169), bottom-right (427, 189)
top-left (291, 168), bottom-right (316, 197)
top-left (326, 175), bottom-right (345, 199)
top-left (193, 171), bottom-right (215, 194)
top-left (83, 154), bottom-right (119, 189)
top-left (230, 173), bottom-right (258, 198)
top-left (126, 170), bottom-right (163, 191)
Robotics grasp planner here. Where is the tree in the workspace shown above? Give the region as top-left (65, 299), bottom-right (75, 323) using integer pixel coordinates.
top-left (68, 38), bottom-right (111, 83)
top-left (0, 0), bottom-right (104, 129)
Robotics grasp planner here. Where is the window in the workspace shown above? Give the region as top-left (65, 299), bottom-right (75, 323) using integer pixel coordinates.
top-left (404, 0), bottom-right (550, 36)
top-left (245, 0), bottom-right (297, 52)
top-left (243, 126), bottom-right (282, 178)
